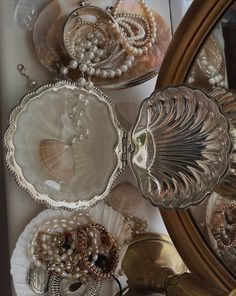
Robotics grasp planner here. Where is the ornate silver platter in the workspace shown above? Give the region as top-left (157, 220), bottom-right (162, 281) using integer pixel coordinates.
top-left (5, 84), bottom-right (232, 209)
top-left (5, 81), bottom-right (124, 210)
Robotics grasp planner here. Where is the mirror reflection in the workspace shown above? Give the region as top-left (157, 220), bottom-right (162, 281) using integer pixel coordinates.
top-left (187, 2), bottom-right (236, 277)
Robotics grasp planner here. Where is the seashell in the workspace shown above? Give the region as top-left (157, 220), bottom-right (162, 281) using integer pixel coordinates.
top-left (39, 139), bottom-right (75, 181)
top-left (107, 183), bottom-right (144, 216)
top-left (11, 210), bottom-right (72, 296)
top-left (132, 86), bottom-right (231, 209)
top-left (11, 208), bottom-right (129, 296)
top-left (28, 266), bottom-right (49, 294)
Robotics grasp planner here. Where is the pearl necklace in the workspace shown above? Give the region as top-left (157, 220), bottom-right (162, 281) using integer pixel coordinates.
top-left (60, 0), bottom-right (157, 84)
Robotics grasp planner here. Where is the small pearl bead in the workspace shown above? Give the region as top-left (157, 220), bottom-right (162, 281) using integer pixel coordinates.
top-left (125, 61), bottom-right (133, 68)
top-left (85, 41), bottom-right (92, 49)
top-left (115, 69), bottom-right (122, 76)
top-left (79, 64), bottom-right (88, 72)
top-left (120, 65), bottom-right (128, 73)
top-left (96, 49), bottom-right (104, 57)
top-left (209, 78), bottom-right (215, 84)
top-left (35, 260), bottom-right (42, 268)
top-left (77, 52), bottom-right (85, 60)
top-left (201, 59), bottom-right (208, 66)
top-left (87, 67), bottom-right (95, 75)
top-left (137, 48), bottom-right (143, 56)
top-left (87, 32), bottom-right (94, 40)
top-left (101, 70), bottom-right (108, 78)
top-left (86, 51), bottom-right (95, 60)
top-left (91, 37), bottom-right (99, 45)
top-left (78, 77), bottom-right (86, 87)
top-left (85, 81), bottom-right (94, 90)
top-left (90, 45), bottom-right (98, 52)
top-left (208, 65), bottom-right (216, 73)
top-left (95, 69), bottom-right (101, 76)
top-left (108, 70), bottom-right (115, 78)
top-left (60, 66), bottom-right (68, 75)
top-left (69, 60), bottom-right (78, 69)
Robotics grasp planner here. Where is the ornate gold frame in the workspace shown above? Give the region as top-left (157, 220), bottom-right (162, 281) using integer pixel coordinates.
top-left (156, 0), bottom-right (236, 292)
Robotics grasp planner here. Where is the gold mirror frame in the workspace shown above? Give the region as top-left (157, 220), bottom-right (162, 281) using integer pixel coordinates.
top-left (156, 0), bottom-right (236, 292)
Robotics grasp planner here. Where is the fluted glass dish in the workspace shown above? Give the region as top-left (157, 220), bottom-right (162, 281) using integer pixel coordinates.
top-left (131, 86), bottom-right (231, 209)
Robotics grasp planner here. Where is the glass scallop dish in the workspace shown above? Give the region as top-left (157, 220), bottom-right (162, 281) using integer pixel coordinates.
top-left (131, 86), bottom-right (231, 209)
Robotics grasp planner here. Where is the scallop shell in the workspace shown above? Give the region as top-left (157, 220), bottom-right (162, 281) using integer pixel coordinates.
top-left (107, 182), bottom-right (144, 216)
top-left (39, 139), bottom-right (75, 181)
top-left (4, 81), bottom-right (123, 210)
top-left (11, 207), bottom-right (129, 296)
top-left (131, 86), bottom-right (231, 209)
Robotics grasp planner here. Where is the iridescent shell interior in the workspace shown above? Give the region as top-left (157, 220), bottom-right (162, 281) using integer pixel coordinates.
top-left (7, 82), bottom-right (123, 209)
top-left (131, 86), bottom-right (231, 209)
top-left (33, 0), bottom-right (171, 89)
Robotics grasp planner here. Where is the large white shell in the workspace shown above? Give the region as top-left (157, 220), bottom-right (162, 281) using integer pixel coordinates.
top-left (11, 206), bottom-right (130, 296)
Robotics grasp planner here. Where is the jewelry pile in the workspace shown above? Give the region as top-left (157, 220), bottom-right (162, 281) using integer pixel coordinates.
top-left (59, 0), bottom-right (157, 89)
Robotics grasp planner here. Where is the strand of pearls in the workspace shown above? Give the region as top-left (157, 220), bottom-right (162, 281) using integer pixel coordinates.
top-left (60, 1), bottom-right (157, 83)
top-left (111, 0), bottom-right (157, 56)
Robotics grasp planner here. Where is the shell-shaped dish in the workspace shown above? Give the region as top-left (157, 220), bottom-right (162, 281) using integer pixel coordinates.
top-left (131, 86), bottom-right (231, 209)
top-left (11, 207), bottom-right (130, 296)
top-left (33, 0), bottom-right (171, 89)
top-left (4, 81), bottom-right (124, 210)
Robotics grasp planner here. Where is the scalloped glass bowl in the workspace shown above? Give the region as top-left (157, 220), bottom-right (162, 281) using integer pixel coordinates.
top-left (131, 86), bottom-right (231, 208)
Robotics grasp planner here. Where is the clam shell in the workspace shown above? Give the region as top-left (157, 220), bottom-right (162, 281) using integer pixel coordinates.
top-left (131, 86), bottom-right (231, 209)
top-left (39, 139), bottom-right (75, 181)
top-left (107, 182), bottom-right (144, 216)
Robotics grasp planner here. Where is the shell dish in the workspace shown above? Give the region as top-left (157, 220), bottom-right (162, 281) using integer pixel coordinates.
top-left (131, 86), bottom-right (231, 209)
top-left (4, 81), bottom-right (123, 210)
top-left (33, 0), bottom-right (171, 89)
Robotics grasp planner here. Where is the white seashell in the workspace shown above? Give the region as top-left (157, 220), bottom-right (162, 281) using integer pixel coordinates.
top-left (11, 210), bottom-right (72, 296)
top-left (107, 183), bottom-right (144, 216)
top-left (11, 207), bottom-right (130, 296)
top-left (39, 139), bottom-right (75, 181)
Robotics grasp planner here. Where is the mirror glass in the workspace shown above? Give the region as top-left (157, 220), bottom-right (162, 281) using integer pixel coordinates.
top-left (187, 2), bottom-right (236, 277)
